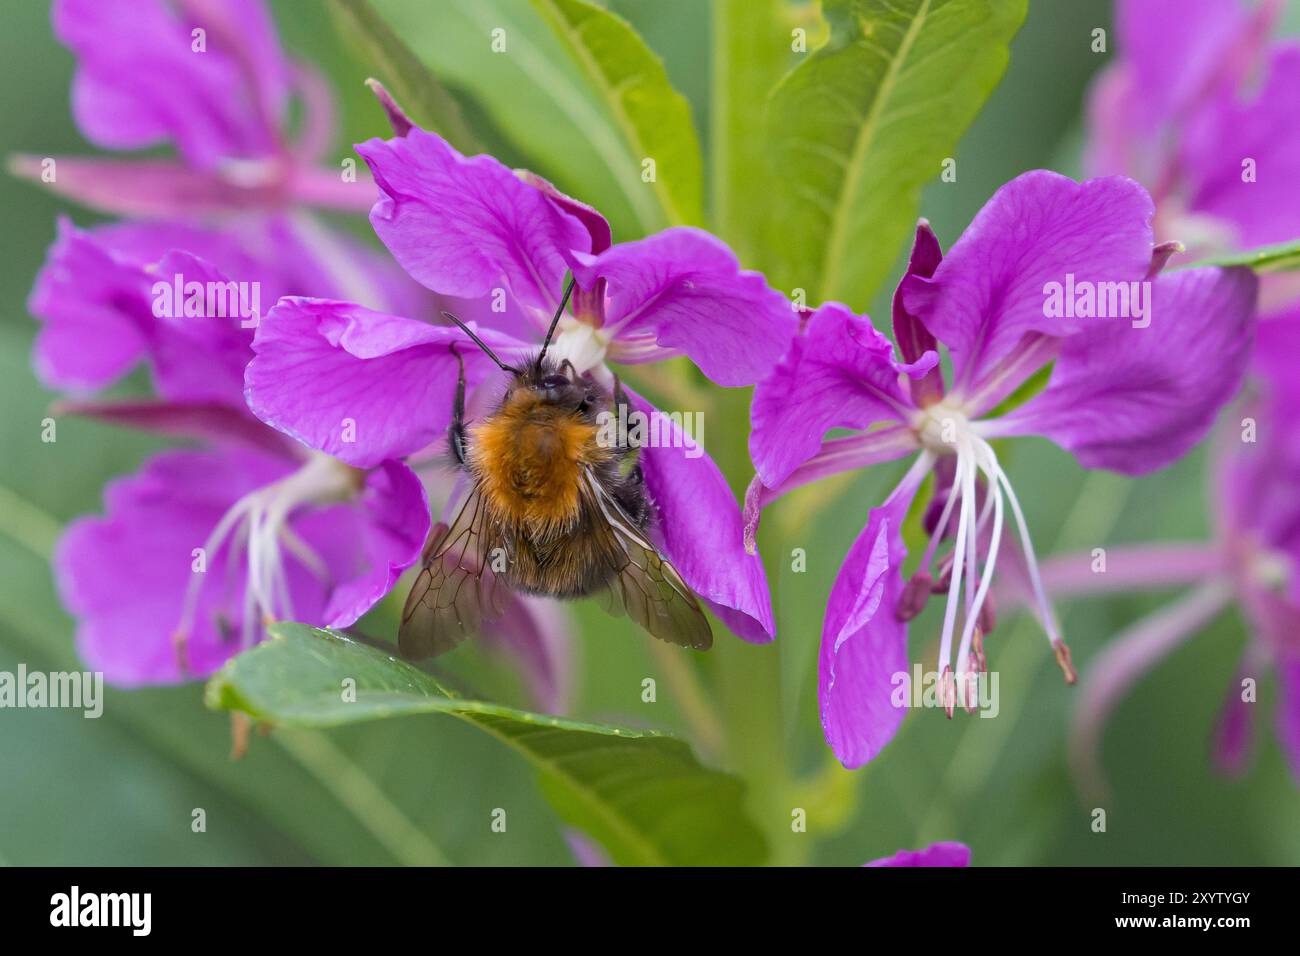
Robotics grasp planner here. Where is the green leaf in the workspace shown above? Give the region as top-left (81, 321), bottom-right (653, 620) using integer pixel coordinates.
top-left (1180, 238), bottom-right (1300, 273)
top-left (530, 0), bottom-right (703, 227)
top-left (709, 0), bottom-right (803, 260)
top-left (370, 0), bottom-right (671, 239)
top-left (328, 0), bottom-right (485, 153)
top-left (207, 623), bottom-right (768, 866)
top-left (763, 0), bottom-right (1026, 309)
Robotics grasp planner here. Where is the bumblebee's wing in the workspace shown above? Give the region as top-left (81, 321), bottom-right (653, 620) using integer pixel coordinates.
top-left (399, 488), bottom-right (508, 659)
top-left (581, 469), bottom-right (712, 650)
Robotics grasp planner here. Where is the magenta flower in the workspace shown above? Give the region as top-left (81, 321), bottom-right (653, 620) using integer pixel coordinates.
top-left (11, 0), bottom-right (368, 217)
top-left (24, 3), bottom-right (574, 699)
top-left (864, 842), bottom-right (971, 867)
top-left (30, 215), bottom-right (434, 684)
top-left (59, 447), bottom-right (429, 685)
top-left (35, 218), bottom-right (576, 700)
top-left (30, 215), bottom-right (425, 408)
top-left (1087, 0), bottom-right (1300, 312)
top-left (244, 101), bottom-right (796, 641)
top-left (746, 171), bottom-right (1258, 768)
top-left (1072, 0), bottom-right (1300, 788)
top-left (1023, 312), bottom-right (1300, 788)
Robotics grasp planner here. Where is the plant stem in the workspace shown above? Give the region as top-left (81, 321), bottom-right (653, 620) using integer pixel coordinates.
top-left (647, 638), bottom-right (725, 762)
top-left (704, 386), bottom-right (810, 865)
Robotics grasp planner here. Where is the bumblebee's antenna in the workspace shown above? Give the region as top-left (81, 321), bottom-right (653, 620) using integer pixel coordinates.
top-left (536, 275), bottom-right (577, 371)
top-left (441, 311), bottom-right (513, 371)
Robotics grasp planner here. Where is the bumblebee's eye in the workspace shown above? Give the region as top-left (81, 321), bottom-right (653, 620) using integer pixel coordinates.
top-left (540, 373), bottom-right (569, 389)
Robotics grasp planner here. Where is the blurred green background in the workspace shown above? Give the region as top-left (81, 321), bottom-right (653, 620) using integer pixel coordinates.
top-left (1, 0), bottom-right (1297, 866)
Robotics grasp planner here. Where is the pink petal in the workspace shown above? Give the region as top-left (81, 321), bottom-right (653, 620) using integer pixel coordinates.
top-left (356, 127), bottom-right (591, 316)
top-left (1211, 658), bottom-right (1256, 777)
top-left (53, 0), bottom-right (289, 167)
top-left (901, 171), bottom-right (1155, 395)
top-left (29, 215), bottom-right (423, 407)
top-left (891, 221), bottom-right (946, 406)
top-left (1113, 0), bottom-right (1248, 135)
top-left (1183, 44), bottom-right (1300, 248)
top-left (245, 297), bottom-right (529, 468)
top-left (29, 218), bottom-right (152, 393)
top-left (319, 459), bottom-right (429, 628)
top-left (819, 479), bottom-right (920, 768)
top-left (991, 266), bottom-right (1256, 475)
top-left (864, 842), bottom-right (971, 867)
top-left (626, 387), bottom-right (775, 642)
top-left (51, 398), bottom-right (297, 458)
top-left (55, 447), bottom-right (294, 685)
top-left (749, 301), bottom-right (928, 489)
top-left (574, 227), bottom-right (797, 386)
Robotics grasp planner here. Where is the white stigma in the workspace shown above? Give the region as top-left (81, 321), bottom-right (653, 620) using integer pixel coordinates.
top-left (174, 452), bottom-right (357, 667)
top-left (912, 400), bottom-right (1066, 689)
top-left (550, 317), bottom-right (610, 374)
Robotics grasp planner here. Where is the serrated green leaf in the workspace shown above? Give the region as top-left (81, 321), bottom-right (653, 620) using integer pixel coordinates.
top-left (763, 0), bottom-right (1026, 309)
top-left (207, 623), bottom-right (768, 866)
top-left (1180, 238), bottom-right (1300, 273)
top-left (328, 0), bottom-right (484, 153)
top-left (530, 0), bottom-right (703, 227)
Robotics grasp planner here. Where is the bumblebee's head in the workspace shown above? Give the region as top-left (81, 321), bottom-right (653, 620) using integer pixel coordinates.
top-left (444, 276), bottom-right (601, 415)
top-left (519, 357), bottom-right (597, 413)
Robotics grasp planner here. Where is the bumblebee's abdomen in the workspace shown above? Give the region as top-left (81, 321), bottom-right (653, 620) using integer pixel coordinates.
top-left (508, 532), bottom-right (620, 598)
top-left (504, 460), bottom-right (653, 599)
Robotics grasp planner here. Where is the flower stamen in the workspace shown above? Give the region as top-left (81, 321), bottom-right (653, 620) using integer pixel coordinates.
top-left (172, 453), bottom-right (356, 667)
top-left (909, 407), bottom-right (1072, 690)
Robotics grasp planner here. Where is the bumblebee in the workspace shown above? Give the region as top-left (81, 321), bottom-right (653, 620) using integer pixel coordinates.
top-left (399, 279), bottom-right (712, 658)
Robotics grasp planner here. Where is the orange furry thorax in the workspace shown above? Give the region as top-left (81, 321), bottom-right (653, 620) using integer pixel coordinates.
top-left (467, 390), bottom-right (602, 536)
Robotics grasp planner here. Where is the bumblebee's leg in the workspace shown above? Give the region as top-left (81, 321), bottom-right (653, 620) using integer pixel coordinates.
top-left (608, 372), bottom-right (651, 527)
top-left (613, 461), bottom-right (650, 528)
top-left (610, 373), bottom-right (637, 450)
top-left (448, 343), bottom-right (468, 466)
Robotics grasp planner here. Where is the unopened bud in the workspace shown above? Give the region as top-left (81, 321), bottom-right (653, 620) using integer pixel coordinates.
top-left (896, 572), bottom-right (933, 621)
